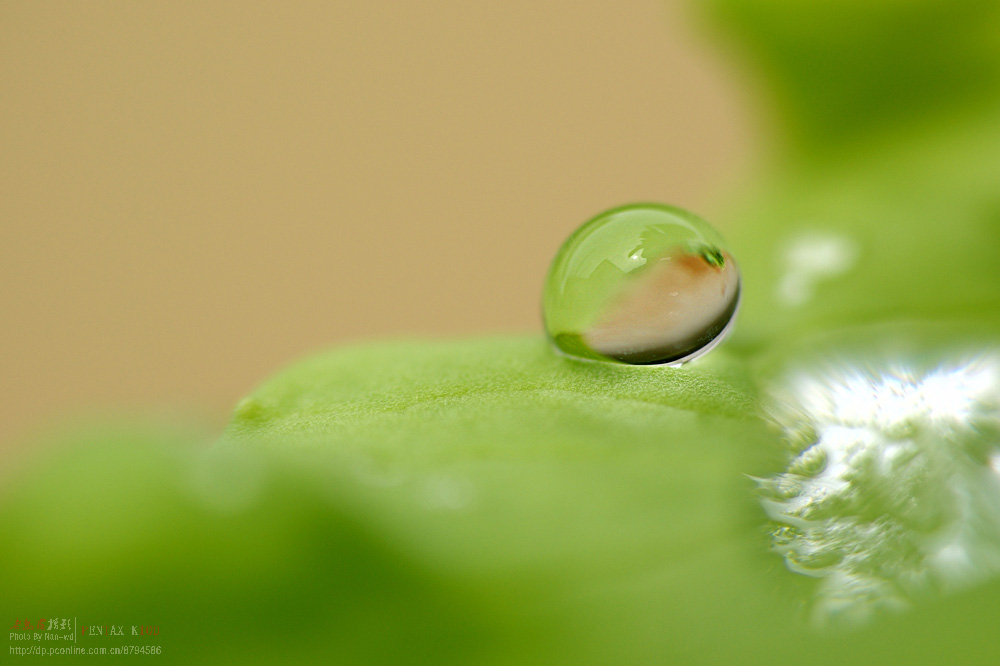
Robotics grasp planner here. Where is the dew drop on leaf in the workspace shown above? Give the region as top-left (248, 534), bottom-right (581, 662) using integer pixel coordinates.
top-left (543, 203), bottom-right (741, 365)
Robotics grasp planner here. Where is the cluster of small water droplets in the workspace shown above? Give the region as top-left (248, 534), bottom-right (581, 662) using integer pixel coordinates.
top-left (759, 355), bottom-right (1000, 625)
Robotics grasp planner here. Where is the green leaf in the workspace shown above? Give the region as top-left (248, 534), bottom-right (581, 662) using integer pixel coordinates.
top-left (220, 336), bottom-right (794, 662)
top-left (704, 0), bottom-right (1000, 152)
top-left (723, 114), bottom-right (1000, 359)
top-left (223, 336), bottom-right (773, 592)
top-left (0, 426), bottom-right (505, 665)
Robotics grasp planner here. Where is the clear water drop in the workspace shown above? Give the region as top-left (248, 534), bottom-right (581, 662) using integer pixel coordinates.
top-left (542, 203), bottom-right (741, 365)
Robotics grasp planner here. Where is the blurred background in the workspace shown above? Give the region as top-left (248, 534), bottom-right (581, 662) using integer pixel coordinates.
top-left (0, 0), bottom-right (751, 446)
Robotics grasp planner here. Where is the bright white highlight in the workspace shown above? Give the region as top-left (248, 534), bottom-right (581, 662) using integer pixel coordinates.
top-left (761, 354), bottom-right (1000, 625)
top-left (786, 358), bottom-right (1000, 432)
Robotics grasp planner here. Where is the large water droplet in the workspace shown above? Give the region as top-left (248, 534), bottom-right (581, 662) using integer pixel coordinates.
top-left (543, 203), bottom-right (740, 365)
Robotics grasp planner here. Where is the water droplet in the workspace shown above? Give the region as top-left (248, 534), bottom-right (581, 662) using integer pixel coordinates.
top-left (776, 230), bottom-right (857, 307)
top-left (543, 203), bottom-right (740, 365)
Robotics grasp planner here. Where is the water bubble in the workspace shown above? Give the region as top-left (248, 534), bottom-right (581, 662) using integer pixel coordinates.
top-left (543, 203), bottom-right (741, 365)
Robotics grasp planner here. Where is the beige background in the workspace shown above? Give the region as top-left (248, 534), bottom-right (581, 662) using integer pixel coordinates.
top-left (0, 0), bottom-right (750, 446)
